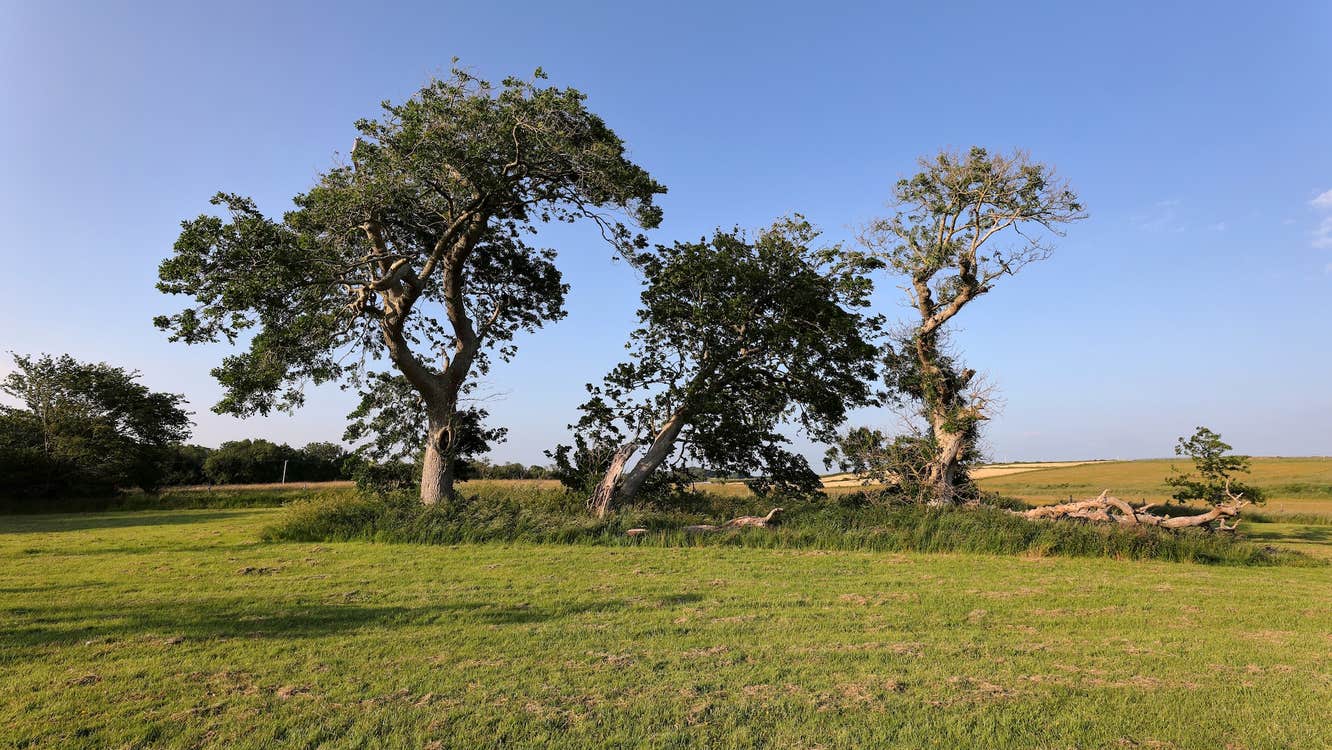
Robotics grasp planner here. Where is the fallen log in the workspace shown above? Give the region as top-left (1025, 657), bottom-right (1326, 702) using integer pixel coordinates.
top-left (639, 508), bottom-right (785, 536)
top-left (1017, 486), bottom-right (1248, 530)
top-left (721, 508), bottom-right (784, 528)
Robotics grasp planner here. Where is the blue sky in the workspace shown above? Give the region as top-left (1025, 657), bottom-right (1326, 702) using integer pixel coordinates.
top-left (2, 1), bottom-right (1330, 464)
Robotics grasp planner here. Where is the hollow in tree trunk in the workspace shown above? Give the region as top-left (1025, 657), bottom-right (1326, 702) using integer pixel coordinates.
top-left (419, 403), bottom-right (460, 505)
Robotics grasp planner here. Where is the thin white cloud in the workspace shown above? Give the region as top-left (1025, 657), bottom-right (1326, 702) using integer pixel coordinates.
top-left (1307, 190), bottom-right (1332, 252)
top-left (1132, 199), bottom-right (1185, 232)
top-left (1208, 221), bottom-right (1227, 231)
top-left (1314, 217), bottom-right (1332, 249)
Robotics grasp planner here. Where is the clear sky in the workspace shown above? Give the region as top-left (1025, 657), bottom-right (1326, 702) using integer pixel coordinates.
top-left (2, 0), bottom-right (1330, 464)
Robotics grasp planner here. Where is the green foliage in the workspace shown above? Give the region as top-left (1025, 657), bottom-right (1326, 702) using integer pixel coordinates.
top-left (556, 217), bottom-right (882, 497)
top-left (0, 353), bottom-right (192, 499)
top-left (825, 427), bottom-right (983, 503)
top-left (203, 439), bottom-right (289, 484)
top-left (157, 443), bottom-right (212, 485)
top-left (1166, 426), bottom-right (1265, 506)
top-left (201, 439), bottom-right (350, 485)
top-left (342, 372), bottom-right (502, 472)
top-left (546, 437), bottom-right (679, 495)
top-left (348, 459), bottom-right (418, 495)
top-left (155, 65), bottom-right (665, 497)
top-left (472, 460), bottom-right (549, 480)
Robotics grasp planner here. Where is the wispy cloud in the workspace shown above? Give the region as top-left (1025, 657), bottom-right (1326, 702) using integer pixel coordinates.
top-left (1208, 221), bottom-right (1227, 231)
top-left (1314, 217), bottom-right (1332, 249)
top-left (1131, 199), bottom-right (1186, 233)
top-left (1311, 189), bottom-right (1332, 249)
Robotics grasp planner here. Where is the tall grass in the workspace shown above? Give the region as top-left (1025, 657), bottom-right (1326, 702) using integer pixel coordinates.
top-left (262, 485), bottom-right (1311, 566)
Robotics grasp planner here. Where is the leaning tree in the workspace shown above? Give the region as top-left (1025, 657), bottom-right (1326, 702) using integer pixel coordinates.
top-left (156, 67), bottom-right (664, 503)
top-left (552, 217), bottom-right (882, 516)
top-left (857, 147), bottom-right (1085, 505)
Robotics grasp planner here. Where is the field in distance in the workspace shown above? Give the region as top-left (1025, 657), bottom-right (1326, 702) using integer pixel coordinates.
top-left (973, 457), bottom-right (1332, 515)
top-left (171, 458), bottom-right (1332, 516)
top-left (820, 461), bottom-right (1106, 488)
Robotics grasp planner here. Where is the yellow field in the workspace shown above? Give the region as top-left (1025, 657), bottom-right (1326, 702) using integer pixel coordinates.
top-left (182, 458), bottom-right (1332, 517)
top-left (975, 457), bottom-right (1332, 515)
top-left (819, 461), bottom-right (1105, 488)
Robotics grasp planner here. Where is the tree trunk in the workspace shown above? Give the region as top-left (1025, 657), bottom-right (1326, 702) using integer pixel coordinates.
top-left (924, 415), bottom-right (967, 506)
top-left (597, 407), bottom-right (689, 510)
top-left (419, 402), bottom-right (459, 505)
top-left (589, 443), bottom-right (637, 518)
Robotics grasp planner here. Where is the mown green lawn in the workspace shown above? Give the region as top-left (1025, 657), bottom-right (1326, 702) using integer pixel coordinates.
top-left (2, 509), bottom-right (1330, 749)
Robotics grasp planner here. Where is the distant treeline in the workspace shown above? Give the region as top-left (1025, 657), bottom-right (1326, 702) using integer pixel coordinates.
top-left (161, 440), bottom-right (351, 486)
top-left (166, 444), bottom-right (558, 486)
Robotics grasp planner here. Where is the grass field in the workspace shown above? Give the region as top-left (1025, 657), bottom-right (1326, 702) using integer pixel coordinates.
top-left (974, 457), bottom-right (1332, 516)
top-left (3, 507), bottom-right (1331, 749)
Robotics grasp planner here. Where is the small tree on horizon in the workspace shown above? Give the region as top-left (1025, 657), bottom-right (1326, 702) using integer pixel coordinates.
top-left (1166, 426), bottom-right (1264, 506)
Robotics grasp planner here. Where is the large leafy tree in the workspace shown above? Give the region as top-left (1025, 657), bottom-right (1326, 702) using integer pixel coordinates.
top-left (0, 353), bottom-right (192, 497)
top-left (156, 67), bottom-right (664, 503)
top-left (855, 148), bottom-right (1084, 505)
top-left (554, 218), bottom-right (882, 515)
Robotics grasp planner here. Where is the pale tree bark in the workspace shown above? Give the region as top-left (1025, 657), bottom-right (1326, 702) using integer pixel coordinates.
top-left (912, 325), bottom-right (980, 507)
top-left (589, 443), bottom-right (636, 518)
top-left (593, 406), bottom-right (690, 513)
top-left (367, 214), bottom-right (490, 505)
top-left (419, 401), bottom-right (461, 505)
top-left (1018, 488), bottom-right (1250, 529)
top-left (924, 417), bottom-right (969, 507)
top-left (860, 149), bottom-right (1084, 507)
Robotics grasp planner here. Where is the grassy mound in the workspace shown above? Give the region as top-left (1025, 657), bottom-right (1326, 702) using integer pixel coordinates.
top-left (262, 485), bottom-right (1310, 566)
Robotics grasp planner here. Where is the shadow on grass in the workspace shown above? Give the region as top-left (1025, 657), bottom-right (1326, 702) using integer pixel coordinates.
top-left (1245, 525), bottom-right (1332, 544)
top-left (1, 597), bottom-right (628, 651)
top-left (658, 593), bottom-right (705, 606)
top-left (0, 510), bottom-right (259, 535)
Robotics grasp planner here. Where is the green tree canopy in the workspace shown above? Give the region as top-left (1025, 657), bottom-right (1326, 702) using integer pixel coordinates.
top-left (0, 353), bottom-right (192, 497)
top-left (1166, 426), bottom-right (1265, 506)
top-left (554, 217), bottom-right (882, 514)
top-left (156, 66), bottom-right (664, 503)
